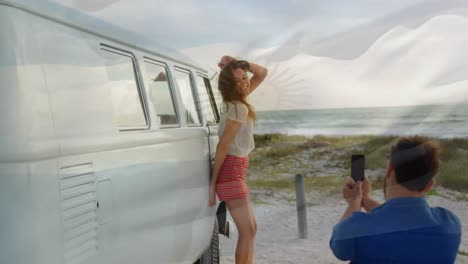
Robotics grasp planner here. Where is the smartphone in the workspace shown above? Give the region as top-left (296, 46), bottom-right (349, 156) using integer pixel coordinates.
top-left (351, 155), bottom-right (365, 182)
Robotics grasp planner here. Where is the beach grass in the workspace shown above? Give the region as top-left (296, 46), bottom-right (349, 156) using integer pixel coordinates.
top-left (456, 194), bottom-right (468, 201)
top-left (249, 134), bottom-right (468, 193)
top-left (249, 176), bottom-right (346, 192)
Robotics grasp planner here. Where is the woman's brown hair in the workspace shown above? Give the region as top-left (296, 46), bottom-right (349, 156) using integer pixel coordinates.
top-left (218, 59), bottom-right (256, 121)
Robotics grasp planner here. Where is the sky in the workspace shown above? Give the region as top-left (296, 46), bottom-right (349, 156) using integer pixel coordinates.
top-left (53, 0), bottom-right (425, 49)
top-left (50, 0), bottom-right (468, 110)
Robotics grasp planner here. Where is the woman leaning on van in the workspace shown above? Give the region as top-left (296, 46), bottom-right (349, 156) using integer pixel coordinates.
top-left (209, 55), bottom-right (268, 264)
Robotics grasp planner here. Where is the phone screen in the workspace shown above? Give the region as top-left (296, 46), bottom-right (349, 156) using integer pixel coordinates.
top-left (351, 155), bottom-right (365, 182)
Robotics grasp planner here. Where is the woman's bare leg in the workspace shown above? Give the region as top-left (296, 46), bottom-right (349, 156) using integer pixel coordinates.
top-left (246, 198), bottom-right (257, 263)
top-left (225, 197), bottom-right (256, 264)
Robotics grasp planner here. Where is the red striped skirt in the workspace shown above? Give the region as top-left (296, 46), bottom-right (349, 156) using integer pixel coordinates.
top-left (216, 155), bottom-right (249, 201)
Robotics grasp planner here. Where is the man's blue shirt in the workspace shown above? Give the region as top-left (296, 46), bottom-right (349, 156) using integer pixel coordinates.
top-left (330, 197), bottom-right (461, 264)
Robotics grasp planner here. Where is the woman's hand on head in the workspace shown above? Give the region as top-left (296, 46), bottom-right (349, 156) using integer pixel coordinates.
top-left (218, 55), bottom-right (234, 69)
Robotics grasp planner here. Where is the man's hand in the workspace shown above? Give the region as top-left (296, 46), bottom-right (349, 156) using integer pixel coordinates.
top-left (339, 177), bottom-right (363, 222)
top-left (362, 176), bottom-right (372, 199)
top-left (343, 177), bottom-right (363, 208)
top-left (360, 176), bottom-right (382, 212)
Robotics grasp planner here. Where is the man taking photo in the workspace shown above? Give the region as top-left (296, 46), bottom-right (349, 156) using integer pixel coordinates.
top-left (330, 136), bottom-right (461, 263)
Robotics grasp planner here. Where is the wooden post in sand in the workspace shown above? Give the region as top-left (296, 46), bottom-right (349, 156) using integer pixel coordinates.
top-left (295, 174), bottom-right (308, 239)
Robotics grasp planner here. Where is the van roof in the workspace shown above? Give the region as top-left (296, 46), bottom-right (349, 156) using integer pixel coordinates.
top-left (0, 0), bottom-right (207, 73)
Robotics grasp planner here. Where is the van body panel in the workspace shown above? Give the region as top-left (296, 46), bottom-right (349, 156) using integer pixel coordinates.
top-left (0, 0), bottom-right (206, 73)
top-left (0, 5), bottom-right (60, 162)
top-left (0, 2), bottom-right (220, 264)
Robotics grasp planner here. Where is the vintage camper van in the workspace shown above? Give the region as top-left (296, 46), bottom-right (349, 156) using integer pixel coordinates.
top-left (0, 0), bottom-right (227, 263)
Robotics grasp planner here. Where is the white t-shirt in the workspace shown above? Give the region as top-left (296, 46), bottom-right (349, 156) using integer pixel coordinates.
top-left (218, 101), bottom-right (255, 157)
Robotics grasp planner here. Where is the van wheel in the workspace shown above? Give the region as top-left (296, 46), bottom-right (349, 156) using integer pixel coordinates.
top-left (195, 220), bottom-right (220, 264)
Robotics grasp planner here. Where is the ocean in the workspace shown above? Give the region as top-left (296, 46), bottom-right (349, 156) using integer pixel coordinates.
top-left (254, 104), bottom-right (468, 138)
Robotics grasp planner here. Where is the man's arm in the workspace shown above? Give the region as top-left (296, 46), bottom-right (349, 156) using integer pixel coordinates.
top-left (340, 203), bottom-right (362, 222)
top-left (329, 178), bottom-right (363, 261)
top-left (361, 177), bottom-right (381, 213)
top-left (339, 178), bottom-right (363, 222)
top-left (330, 235), bottom-right (356, 261)
top-left (362, 196), bottom-right (381, 213)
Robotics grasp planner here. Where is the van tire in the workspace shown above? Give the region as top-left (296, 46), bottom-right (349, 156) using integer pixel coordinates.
top-left (196, 220), bottom-right (220, 264)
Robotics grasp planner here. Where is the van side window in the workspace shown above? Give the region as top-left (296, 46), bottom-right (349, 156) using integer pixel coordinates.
top-left (210, 75), bottom-right (223, 113)
top-left (196, 75), bottom-right (220, 124)
top-left (144, 61), bottom-right (179, 126)
top-left (101, 48), bottom-right (147, 129)
top-left (173, 69), bottom-right (201, 125)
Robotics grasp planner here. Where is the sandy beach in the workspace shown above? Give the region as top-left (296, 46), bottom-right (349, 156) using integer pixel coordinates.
top-left (219, 135), bottom-right (468, 263)
top-left (220, 188), bottom-right (468, 263)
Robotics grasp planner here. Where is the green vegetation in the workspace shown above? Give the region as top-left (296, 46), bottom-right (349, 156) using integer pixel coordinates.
top-left (249, 176), bottom-right (345, 192)
top-left (250, 133), bottom-right (468, 193)
top-left (250, 196), bottom-right (272, 205)
top-left (426, 189), bottom-right (438, 196)
top-left (459, 250), bottom-right (468, 257)
top-left (455, 194), bottom-right (468, 202)
top-left (254, 134), bottom-right (307, 148)
top-left (265, 144), bottom-right (302, 158)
